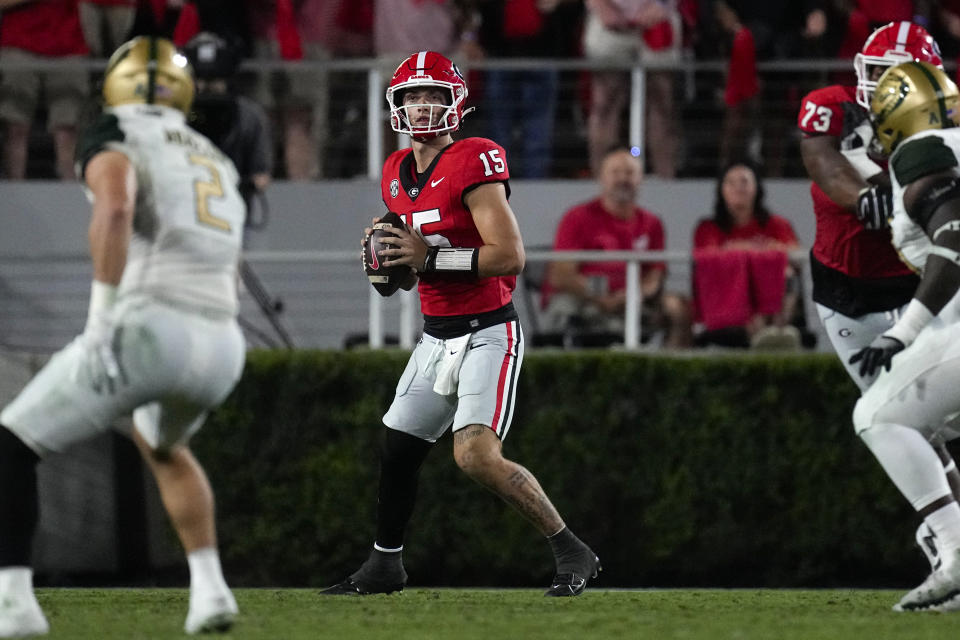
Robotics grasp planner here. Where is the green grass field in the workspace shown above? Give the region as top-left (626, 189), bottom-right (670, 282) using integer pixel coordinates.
top-left (30, 588), bottom-right (960, 639)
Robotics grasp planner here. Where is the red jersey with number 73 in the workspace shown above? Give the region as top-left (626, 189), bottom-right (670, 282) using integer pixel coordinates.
top-left (380, 137), bottom-right (516, 316)
top-left (797, 84), bottom-right (913, 280)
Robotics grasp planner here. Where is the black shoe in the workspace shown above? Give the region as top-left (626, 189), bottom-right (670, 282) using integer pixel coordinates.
top-left (320, 576), bottom-right (405, 596)
top-left (544, 555), bottom-right (601, 597)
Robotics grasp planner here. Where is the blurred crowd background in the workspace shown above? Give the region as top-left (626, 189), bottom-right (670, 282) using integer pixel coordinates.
top-left (4, 0), bottom-right (960, 182)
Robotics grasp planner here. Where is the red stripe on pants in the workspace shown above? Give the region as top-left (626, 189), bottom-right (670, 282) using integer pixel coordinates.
top-left (490, 322), bottom-right (514, 433)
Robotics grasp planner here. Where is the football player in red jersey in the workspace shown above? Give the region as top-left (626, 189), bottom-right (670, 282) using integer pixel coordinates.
top-left (799, 21), bottom-right (960, 568)
top-left (322, 51), bottom-right (599, 597)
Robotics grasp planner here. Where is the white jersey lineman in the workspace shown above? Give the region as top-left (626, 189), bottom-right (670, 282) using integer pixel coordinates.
top-left (889, 130), bottom-right (947, 279)
top-left (855, 126), bottom-right (960, 440)
top-left (0, 103), bottom-right (247, 455)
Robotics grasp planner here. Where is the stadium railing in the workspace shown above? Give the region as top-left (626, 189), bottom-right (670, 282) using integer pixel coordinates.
top-left (0, 56), bottom-right (868, 178)
top-left (240, 247), bottom-right (814, 350)
top-left (0, 248), bottom-right (814, 352)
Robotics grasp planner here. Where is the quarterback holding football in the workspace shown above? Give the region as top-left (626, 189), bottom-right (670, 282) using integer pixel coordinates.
top-left (326, 51), bottom-right (599, 597)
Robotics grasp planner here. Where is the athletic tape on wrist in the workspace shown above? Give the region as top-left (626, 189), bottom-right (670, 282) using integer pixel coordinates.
top-left (885, 298), bottom-right (934, 346)
top-left (422, 247), bottom-right (478, 274)
top-left (88, 280), bottom-right (118, 319)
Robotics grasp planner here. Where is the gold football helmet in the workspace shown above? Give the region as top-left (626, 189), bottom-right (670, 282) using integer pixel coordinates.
top-left (102, 36), bottom-right (194, 113)
top-left (871, 60), bottom-right (960, 155)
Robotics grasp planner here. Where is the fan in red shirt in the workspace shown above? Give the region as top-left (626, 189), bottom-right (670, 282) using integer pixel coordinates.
top-left (691, 161), bottom-right (801, 348)
top-left (0, 0), bottom-right (89, 180)
top-left (542, 147), bottom-right (692, 347)
top-left (798, 20), bottom-right (960, 570)
top-left (321, 50), bottom-right (599, 598)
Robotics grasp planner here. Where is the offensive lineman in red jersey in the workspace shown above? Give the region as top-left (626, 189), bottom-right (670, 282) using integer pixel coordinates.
top-left (799, 21), bottom-right (960, 568)
top-left (321, 51), bottom-right (599, 597)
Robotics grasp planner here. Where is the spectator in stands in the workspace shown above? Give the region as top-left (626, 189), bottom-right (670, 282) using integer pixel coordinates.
top-left (331, 0), bottom-right (373, 56)
top-left (827, 2), bottom-right (935, 65)
top-left (582, 0), bottom-right (681, 178)
top-left (692, 160), bottom-right (801, 349)
top-left (374, 0), bottom-right (473, 61)
top-left (126, 0), bottom-right (186, 39)
top-left (78, 0), bottom-right (136, 57)
top-left (542, 147), bottom-right (693, 347)
top-left (715, 1), bottom-right (759, 169)
top-left (174, 0), bottom-right (250, 53)
top-left (855, 0), bottom-right (922, 29)
top-left (712, 1), bottom-right (828, 176)
top-left (932, 2), bottom-right (960, 81)
top-left (476, 0), bottom-right (580, 178)
top-left (184, 31), bottom-right (272, 206)
top-left (0, 0), bottom-right (89, 180)
top-left (246, 0), bottom-right (331, 180)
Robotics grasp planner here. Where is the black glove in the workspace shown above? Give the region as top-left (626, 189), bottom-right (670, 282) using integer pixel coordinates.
top-left (849, 335), bottom-right (905, 378)
top-left (856, 184), bottom-right (893, 230)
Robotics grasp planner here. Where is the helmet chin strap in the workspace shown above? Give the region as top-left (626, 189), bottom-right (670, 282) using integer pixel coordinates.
top-left (408, 105), bottom-right (475, 140)
top-left (146, 37), bottom-right (158, 104)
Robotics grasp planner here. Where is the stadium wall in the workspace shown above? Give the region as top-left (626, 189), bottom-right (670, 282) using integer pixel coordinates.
top-left (0, 179), bottom-right (820, 351)
top-left (191, 349), bottom-right (927, 589)
top-left (0, 178), bottom-right (816, 255)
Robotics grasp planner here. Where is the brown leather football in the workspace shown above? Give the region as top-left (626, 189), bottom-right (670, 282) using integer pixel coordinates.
top-left (363, 211), bottom-right (412, 297)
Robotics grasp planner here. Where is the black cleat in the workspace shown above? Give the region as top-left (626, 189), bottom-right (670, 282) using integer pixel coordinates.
top-left (320, 577), bottom-right (405, 596)
top-left (544, 556), bottom-right (601, 597)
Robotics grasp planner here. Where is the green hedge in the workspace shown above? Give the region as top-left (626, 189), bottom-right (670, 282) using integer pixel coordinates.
top-left (195, 350), bottom-right (928, 589)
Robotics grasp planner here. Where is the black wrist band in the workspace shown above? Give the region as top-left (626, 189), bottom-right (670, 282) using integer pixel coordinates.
top-left (423, 246), bottom-right (439, 272)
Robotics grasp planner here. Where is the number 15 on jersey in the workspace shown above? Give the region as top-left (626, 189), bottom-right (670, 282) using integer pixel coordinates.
top-left (478, 149), bottom-right (505, 176)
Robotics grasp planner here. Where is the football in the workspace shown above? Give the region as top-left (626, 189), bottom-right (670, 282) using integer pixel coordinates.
top-left (363, 211), bottom-right (412, 297)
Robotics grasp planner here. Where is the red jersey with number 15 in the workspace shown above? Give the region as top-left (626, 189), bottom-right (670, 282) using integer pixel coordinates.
top-left (380, 137), bottom-right (516, 316)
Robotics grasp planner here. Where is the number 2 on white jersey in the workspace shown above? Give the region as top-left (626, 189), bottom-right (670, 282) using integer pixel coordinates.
top-left (801, 100), bottom-right (832, 133)
top-left (189, 154), bottom-right (231, 232)
top-left (478, 149), bottom-right (505, 176)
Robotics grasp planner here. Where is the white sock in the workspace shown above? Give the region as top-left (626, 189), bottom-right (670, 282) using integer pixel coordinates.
top-left (187, 548), bottom-right (228, 598)
top-left (373, 544), bottom-right (402, 553)
top-left (0, 567), bottom-right (33, 599)
top-left (925, 502), bottom-right (960, 556)
top-left (860, 423), bottom-right (952, 509)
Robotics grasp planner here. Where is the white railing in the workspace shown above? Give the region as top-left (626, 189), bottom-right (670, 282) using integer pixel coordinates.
top-left (244, 247), bottom-right (812, 350)
top-left (0, 56), bottom-right (866, 180)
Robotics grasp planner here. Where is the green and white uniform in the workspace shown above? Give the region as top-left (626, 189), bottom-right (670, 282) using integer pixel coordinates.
top-left (855, 128), bottom-right (960, 439)
top-left (1, 104), bottom-right (246, 455)
top-left (889, 130), bottom-right (943, 275)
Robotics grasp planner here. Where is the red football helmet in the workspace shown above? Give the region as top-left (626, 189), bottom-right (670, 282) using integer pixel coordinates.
top-left (386, 51), bottom-right (469, 140)
top-left (855, 21), bottom-right (943, 108)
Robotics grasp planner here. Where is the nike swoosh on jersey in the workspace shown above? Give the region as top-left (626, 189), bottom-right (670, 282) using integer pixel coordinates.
top-left (431, 177), bottom-right (445, 188)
